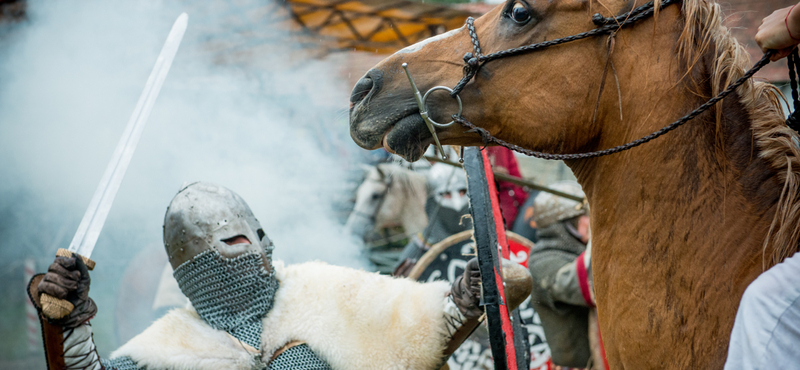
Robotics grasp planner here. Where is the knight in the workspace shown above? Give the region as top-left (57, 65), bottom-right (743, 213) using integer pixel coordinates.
top-left (393, 162), bottom-right (473, 276)
top-left (27, 182), bottom-right (530, 370)
top-left (527, 181), bottom-right (596, 368)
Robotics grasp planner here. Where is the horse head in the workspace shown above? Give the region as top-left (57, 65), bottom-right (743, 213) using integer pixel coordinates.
top-left (345, 163), bottom-right (428, 241)
top-left (349, 0), bottom-right (651, 162)
top-left (349, 0), bottom-right (800, 368)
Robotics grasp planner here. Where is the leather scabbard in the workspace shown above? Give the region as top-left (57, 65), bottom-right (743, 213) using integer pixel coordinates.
top-left (27, 274), bottom-right (67, 370)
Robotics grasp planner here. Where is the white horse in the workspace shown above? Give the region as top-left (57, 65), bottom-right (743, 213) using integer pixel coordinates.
top-left (344, 163), bottom-right (428, 247)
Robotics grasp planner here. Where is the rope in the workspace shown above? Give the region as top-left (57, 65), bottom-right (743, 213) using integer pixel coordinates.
top-left (453, 51), bottom-right (774, 160)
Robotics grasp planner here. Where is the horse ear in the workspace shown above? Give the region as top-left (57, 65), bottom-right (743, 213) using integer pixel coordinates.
top-left (375, 165), bottom-right (386, 179)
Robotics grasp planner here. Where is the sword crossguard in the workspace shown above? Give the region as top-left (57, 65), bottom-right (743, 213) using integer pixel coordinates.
top-left (56, 248), bottom-right (95, 270)
top-left (40, 249), bottom-right (95, 320)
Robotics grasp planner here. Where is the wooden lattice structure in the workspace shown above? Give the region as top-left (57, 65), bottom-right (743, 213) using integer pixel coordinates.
top-left (268, 0), bottom-right (480, 53)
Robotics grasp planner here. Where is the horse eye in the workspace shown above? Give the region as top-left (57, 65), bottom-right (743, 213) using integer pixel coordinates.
top-left (371, 193), bottom-right (382, 201)
top-left (510, 2), bottom-right (531, 24)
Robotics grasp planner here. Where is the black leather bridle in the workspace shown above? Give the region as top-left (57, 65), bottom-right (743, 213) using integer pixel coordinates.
top-left (401, 0), bottom-right (777, 161)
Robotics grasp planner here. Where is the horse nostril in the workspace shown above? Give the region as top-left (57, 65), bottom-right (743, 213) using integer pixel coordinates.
top-left (351, 75), bottom-right (374, 105)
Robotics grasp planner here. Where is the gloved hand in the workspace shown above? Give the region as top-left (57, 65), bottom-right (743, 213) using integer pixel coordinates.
top-left (37, 255), bottom-right (97, 328)
top-left (451, 258), bottom-right (483, 319)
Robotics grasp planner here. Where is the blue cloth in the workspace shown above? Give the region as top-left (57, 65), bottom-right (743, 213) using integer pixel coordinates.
top-left (725, 252), bottom-right (800, 370)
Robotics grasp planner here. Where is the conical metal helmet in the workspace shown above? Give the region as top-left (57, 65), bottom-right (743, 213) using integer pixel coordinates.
top-left (163, 182), bottom-right (273, 269)
top-left (533, 181), bottom-right (586, 228)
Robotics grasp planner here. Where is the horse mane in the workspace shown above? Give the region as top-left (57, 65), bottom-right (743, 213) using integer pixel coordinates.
top-left (674, 0), bottom-right (800, 265)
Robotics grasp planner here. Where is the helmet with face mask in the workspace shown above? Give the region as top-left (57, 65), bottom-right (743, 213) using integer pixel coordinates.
top-left (423, 164), bottom-right (472, 244)
top-left (163, 182), bottom-right (279, 349)
top-left (429, 163), bottom-right (469, 212)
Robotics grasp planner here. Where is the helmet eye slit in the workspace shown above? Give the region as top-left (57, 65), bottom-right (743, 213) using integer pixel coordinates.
top-left (222, 235), bottom-right (251, 245)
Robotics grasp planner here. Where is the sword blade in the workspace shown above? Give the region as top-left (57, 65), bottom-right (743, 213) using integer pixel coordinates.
top-left (68, 13), bottom-right (188, 258)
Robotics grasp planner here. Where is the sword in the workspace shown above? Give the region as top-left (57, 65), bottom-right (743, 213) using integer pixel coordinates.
top-left (41, 13), bottom-right (188, 320)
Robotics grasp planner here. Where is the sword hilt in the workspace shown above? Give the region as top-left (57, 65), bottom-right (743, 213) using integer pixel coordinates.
top-left (41, 248), bottom-right (95, 320)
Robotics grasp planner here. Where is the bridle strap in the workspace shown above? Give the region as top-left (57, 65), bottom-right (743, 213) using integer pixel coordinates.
top-left (592, 32), bottom-right (617, 125)
top-left (351, 175), bottom-right (394, 222)
top-left (453, 51), bottom-right (774, 160)
top-left (442, 0), bottom-right (777, 160)
top-left (451, 0), bottom-right (681, 97)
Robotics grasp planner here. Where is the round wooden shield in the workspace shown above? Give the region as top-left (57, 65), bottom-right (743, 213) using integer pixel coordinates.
top-left (409, 231), bottom-right (551, 370)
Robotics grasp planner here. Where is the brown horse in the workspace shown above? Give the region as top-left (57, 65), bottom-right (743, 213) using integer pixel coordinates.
top-left (348, 0), bottom-right (800, 368)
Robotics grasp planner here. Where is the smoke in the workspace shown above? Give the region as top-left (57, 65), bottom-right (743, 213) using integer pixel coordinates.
top-left (0, 0), bottom-right (371, 361)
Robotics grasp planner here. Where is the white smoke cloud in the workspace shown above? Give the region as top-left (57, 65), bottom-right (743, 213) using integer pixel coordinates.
top-left (0, 0), bottom-right (371, 359)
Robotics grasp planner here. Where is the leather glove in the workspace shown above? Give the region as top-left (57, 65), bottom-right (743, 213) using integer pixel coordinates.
top-left (451, 258), bottom-right (483, 319)
top-left (37, 255), bottom-right (97, 328)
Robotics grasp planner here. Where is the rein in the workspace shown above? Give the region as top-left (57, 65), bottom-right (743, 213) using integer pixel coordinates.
top-left (454, 52), bottom-right (773, 160)
top-left (351, 175), bottom-right (394, 223)
top-left (402, 0), bottom-right (778, 161)
top-left (450, 0), bottom-right (682, 97)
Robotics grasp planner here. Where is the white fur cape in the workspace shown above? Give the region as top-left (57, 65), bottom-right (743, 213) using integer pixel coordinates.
top-left (110, 260), bottom-right (452, 370)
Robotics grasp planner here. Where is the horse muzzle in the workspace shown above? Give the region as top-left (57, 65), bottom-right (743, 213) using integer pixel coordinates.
top-left (349, 69), bottom-right (387, 150)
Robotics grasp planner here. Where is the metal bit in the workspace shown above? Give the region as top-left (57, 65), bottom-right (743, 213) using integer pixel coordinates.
top-left (401, 63), bottom-right (449, 160)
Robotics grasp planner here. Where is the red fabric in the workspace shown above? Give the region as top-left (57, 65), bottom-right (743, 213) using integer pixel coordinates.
top-left (486, 147), bottom-right (529, 228)
top-left (508, 239), bottom-right (530, 268)
top-left (481, 148), bottom-right (519, 370)
top-left (575, 252), bottom-right (595, 308)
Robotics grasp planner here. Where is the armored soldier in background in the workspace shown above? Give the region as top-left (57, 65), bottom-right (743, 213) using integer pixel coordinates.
top-left (394, 163), bottom-right (473, 276)
top-left (527, 181), bottom-right (595, 368)
top-left (28, 182), bottom-right (488, 370)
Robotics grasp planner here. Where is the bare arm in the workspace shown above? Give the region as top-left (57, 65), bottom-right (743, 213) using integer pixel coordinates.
top-left (756, 2), bottom-right (800, 61)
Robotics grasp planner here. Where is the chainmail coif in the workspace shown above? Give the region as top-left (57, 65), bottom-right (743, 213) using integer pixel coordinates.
top-left (173, 249), bottom-right (279, 349)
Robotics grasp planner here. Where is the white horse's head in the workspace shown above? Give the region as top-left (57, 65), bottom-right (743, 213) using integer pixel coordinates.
top-left (345, 163), bottom-right (427, 243)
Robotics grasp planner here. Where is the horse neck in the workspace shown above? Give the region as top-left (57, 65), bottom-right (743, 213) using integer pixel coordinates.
top-left (569, 32), bottom-right (784, 312)
top-left (563, 6), bottom-right (788, 367)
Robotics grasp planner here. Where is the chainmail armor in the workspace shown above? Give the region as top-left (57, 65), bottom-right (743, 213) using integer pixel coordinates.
top-left (174, 249), bottom-right (279, 349)
top-left (100, 356), bottom-right (140, 370)
top-left (268, 344), bottom-right (332, 370)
